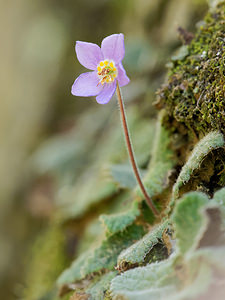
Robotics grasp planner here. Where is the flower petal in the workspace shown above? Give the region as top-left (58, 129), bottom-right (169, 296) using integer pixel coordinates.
top-left (96, 81), bottom-right (116, 104)
top-left (117, 63), bottom-right (130, 87)
top-left (75, 41), bottom-right (103, 70)
top-left (101, 33), bottom-right (125, 63)
top-left (71, 72), bottom-right (103, 97)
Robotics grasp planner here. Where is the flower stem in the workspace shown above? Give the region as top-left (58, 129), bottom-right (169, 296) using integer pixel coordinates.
top-left (116, 81), bottom-right (159, 217)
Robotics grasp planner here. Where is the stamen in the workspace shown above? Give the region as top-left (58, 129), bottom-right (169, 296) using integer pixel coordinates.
top-left (97, 60), bottom-right (117, 85)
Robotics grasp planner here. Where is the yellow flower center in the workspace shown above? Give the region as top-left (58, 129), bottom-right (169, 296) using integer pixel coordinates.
top-left (97, 60), bottom-right (117, 85)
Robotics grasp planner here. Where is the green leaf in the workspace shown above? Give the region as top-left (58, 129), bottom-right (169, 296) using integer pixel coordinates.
top-left (57, 224), bottom-right (145, 286)
top-left (57, 249), bottom-right (95, 286)
top-left (100, 200), bottom-right (140, 236)
top-left (86, 271), bottom-right (117, 300)
top-left (109, 164), bottom-right (146, 189)
top-left (191, 246), bottom-right (225, 273)
top-left (172, 131), bottom-right (224, 201)
top-left (172, 256), bottom-right (212, 300)
top-left (117, 221), bottom-right (168, 270)
top-left (53, 107), bottom-right (156, 222)
top-left (30, 107), bottom-right (110, 178)
top-left (213, 187), bottom-right (225, 227)
top-left (82, 224), bottom-right (145, 277)
top-left (111, 255), bottom-right (178, 300)
top-left (136, 111), bottom-right (175, 202)
top-left (111, 244), bottom-right (225, 300)
top-left (174, 246), bottom-right (225, 300)
top-left (55, 167), bottom-right (117, 221)
top-left (172, 191), bottom-right (209, 254)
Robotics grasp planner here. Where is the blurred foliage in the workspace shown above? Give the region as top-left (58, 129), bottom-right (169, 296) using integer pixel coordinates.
top-left (24, 224), bottom-right (69, 300)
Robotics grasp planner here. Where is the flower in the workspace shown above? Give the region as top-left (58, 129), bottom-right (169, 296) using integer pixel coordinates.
top-left (71, 33), bottom-right (130, 104)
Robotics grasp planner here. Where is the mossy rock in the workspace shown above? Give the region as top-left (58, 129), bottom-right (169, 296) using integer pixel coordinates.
top-left (158, 2), bottom-right (225, 138)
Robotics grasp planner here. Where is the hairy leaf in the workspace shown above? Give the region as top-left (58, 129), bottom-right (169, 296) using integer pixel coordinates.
top-left (100, 200), bottom-right (140, 236)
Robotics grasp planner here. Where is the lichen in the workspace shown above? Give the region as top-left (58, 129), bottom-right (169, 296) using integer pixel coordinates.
top-left (157, 2), bottom-right (225, 138)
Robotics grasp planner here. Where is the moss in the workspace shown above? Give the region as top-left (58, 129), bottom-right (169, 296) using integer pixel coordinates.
top-left (157, 2), bottom-right (225, 137)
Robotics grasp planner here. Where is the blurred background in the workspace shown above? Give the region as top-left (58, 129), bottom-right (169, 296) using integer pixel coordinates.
top-left (0, 0), bottom-right (209, 299)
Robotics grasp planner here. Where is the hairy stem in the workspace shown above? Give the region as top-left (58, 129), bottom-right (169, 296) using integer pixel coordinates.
top-left (116, 81), bottom-right (159, 217)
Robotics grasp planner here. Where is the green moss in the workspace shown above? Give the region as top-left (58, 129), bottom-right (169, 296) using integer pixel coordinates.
top-left (158, 2), bottom-right (225, 137)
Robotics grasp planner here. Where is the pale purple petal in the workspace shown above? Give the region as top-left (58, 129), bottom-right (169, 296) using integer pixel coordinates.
top-left (101, 34), bottom-right (125, 63)
top-left (117, 63), bottom-right (130, 87)
top-left (96, 81), bottom-right (116, 104)
top-left (75, 41), bottom-right (103, 70)
top-left (71, 72), bottom-right (103, 97)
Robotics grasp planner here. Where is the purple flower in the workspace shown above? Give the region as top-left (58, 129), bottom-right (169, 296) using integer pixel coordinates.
top-left (71, 33), bottom-right (130, 104)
